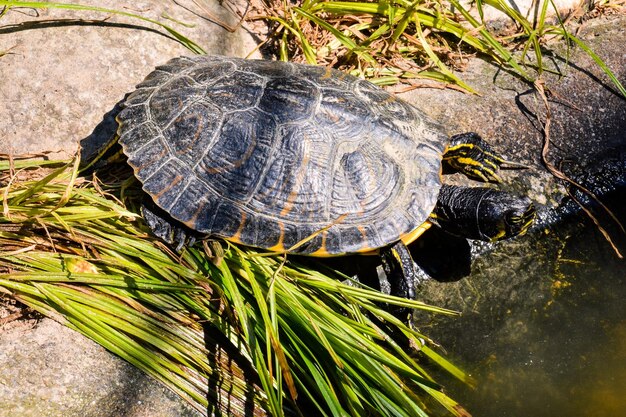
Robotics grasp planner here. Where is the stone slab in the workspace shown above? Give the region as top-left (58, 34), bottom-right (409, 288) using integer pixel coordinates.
top-left (0, 318), bottom-right (201, 417)
top-left (0, 0), bottom-right (256, 158)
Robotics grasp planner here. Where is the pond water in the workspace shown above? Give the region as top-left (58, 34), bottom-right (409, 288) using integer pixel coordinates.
top-left (417, 188), bottom-right (626, 417)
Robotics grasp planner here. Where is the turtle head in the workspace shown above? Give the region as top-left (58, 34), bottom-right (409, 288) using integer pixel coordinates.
top-left (432, 185), bottom-right (535, 241)
top-left (475, 191), bottom-right (536, 241)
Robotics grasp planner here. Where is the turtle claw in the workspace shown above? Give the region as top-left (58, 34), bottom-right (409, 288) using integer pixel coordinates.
top-left (498, 159), bottom-right (531, 170)
top-left (465, 163), bottom-right (503, 183)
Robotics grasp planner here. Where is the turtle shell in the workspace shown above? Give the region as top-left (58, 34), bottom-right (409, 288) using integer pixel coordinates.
top-left (116, 55), bottom-right (448, 255)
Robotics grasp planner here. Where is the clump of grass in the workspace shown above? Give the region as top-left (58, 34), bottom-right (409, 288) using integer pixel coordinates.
top-left (250, 0), bottom-right (625, 95)
top-left (0, 155), bottom-right (472, 416)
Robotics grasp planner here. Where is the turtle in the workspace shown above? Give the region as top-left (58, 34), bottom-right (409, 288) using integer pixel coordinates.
top-left (103, 55), bottom-right (535, 299)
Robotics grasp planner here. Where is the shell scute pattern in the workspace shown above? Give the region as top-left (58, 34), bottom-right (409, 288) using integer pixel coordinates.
top-left (123, 88), bottom-right (153, 107)
top-left (164, 101), bottom-right (222, 165)
top-left (143, 158), bottom-right (194, 211)
top-left (258, 77), bottom-right (321, 124)
top-left (126, 137), bottom-right (170, 183)
top-left (154, 56), bottom-right (199, 74)
top-left (136, 70), bottom-right (171, 89)
top-left (168, 179), bottom-right (215, 227)
top-left (374, 212), bottom-right (413, 245)
top-left (195, 110), bottom-right (276, 201)
top-left (185, 60), bottom-right (237, 86)
top-left (249, 124), bottom-right (328, 222)
top-left (209, 202), bottom-right (248, 239)
top-left (117, 56), bottom-right (449, 255)
top-left (342, 223), bottom-right (383, 252)
top-left (329, 145), bottom-right (401, 226)
top-left (243, 212), bottom-right (280, 249)
top-left (236, 58), bottom-right (295, 78)
top-left (354, 79), bottom-right (436, 145)
top-left (150, 78), bottom-right (204, 128)
top-left (314, 89), bottom-right (372, 139)
top-left (206, 70), bottom-right (265, 112)
top-left (118, 104), bottom-right (149, 130)
top-left (295, 64), bottom-right (356, 91)
top-left (122, 123), bottom-right (159, 155)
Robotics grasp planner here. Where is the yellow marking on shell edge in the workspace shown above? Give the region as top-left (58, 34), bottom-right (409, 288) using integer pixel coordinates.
top-left (308, 231), bottom-right (329, 257)
top-left (225, 235), bottom-right (243, 245)
top-left (230, 211), bottom-right (247, 242)
top-left (321, 66), bottom-right (333, 79)
top-left (303, 219), bottom-right (432, 257)
top-left (288, 213), bottom-right (349, 255)
top-left (400, 222), bottom-right (432, 246)
top-left (267, 222), bottom-right (286, 252)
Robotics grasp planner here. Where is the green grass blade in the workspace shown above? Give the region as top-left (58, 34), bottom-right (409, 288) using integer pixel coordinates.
top-left (1, 158), bottom-right (470, 416)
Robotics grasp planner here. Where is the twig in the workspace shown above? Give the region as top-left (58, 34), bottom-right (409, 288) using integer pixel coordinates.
top-left (0, 311), bottom-right (23, 326)
top-left (534, 79), bottom-right (623, 258)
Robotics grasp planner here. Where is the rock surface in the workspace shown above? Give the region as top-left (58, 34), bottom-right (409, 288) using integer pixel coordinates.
top-left (400, 13), bottom-right (626, 209)
top-left (0, 318), bottom-right (200, 417)
top-left (0, 0), bottom-right (256, 158)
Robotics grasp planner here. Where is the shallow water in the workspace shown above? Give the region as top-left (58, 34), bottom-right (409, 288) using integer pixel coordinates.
top-left (417, 189), bottom-right (626, 417)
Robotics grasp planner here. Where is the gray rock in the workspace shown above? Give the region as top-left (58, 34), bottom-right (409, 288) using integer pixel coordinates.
top-left (0, 0), bottom-right (256, 158)
top-left (0, 318), bottom-right (201, 417)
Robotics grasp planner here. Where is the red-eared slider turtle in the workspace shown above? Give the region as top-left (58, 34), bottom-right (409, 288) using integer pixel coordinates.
top-left (109, 55), bottom-right (535, 299)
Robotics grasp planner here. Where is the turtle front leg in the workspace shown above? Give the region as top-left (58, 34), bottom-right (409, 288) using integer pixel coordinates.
top-left (141, 199), bottom-right (198, 252)
top-left (444, 132), bottom-right (527, 183)
top-left (380, 241), bottom-right (418, 300)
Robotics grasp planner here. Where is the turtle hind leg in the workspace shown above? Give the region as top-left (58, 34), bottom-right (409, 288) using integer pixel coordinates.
top-left (444, 132), bottom-right (527, 183)
top-left (141, 199), bottom-right (199, 252)
top-left (432, 185), bottom-right (536, 241)
top-left (380, 241), bottom-right (418, 300)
